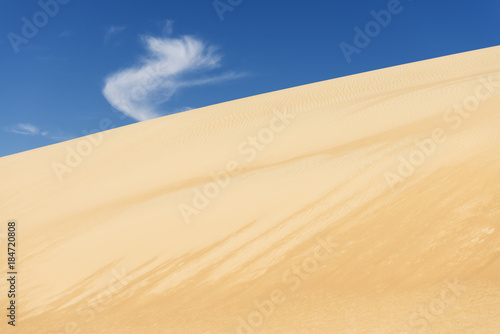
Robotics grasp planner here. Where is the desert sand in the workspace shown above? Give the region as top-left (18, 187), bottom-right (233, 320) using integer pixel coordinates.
top-left (1, 45), bottom-right (500, 334)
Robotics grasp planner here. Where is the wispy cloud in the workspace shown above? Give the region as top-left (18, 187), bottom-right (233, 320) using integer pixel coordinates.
top-left (104, 26), bottom-right (126, 43)
top-left (102, 35), bottom-right (243, 121)
top-left (4, 123), bottom-right (73, 141)
top-left (151, 19), bottom-right (175, 37)
top-left (161, 19), bottom-right (174, 36)
top-left (6, 123), bottom-right (41, 135)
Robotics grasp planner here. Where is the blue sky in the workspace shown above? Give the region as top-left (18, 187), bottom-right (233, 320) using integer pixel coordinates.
top-left (1, 0), bottom-right (499, 157)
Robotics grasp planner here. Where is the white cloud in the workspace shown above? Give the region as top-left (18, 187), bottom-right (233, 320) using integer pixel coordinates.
top-left (4, 123), bottom-right (73, 141)
top-left (105, 26), bottom-right (126, 43)
top-left (6, 123), bottom-right (41, 135)
top-left (102, 35), bottom-right (242, 121)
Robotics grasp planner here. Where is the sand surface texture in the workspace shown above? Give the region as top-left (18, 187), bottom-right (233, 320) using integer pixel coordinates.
top-left (1, 45), bottom-right (500, 333)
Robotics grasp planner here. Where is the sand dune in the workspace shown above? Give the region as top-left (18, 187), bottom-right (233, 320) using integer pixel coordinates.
top-left (1, 45), bottom-right (500, 333)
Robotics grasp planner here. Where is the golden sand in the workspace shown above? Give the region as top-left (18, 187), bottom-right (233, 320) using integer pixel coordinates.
top-left (1, 45), bottom-right (499, 333)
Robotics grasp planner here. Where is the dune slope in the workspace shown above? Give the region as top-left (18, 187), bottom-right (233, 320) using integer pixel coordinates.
top-left (1, 45), bottom-right (500, 333)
